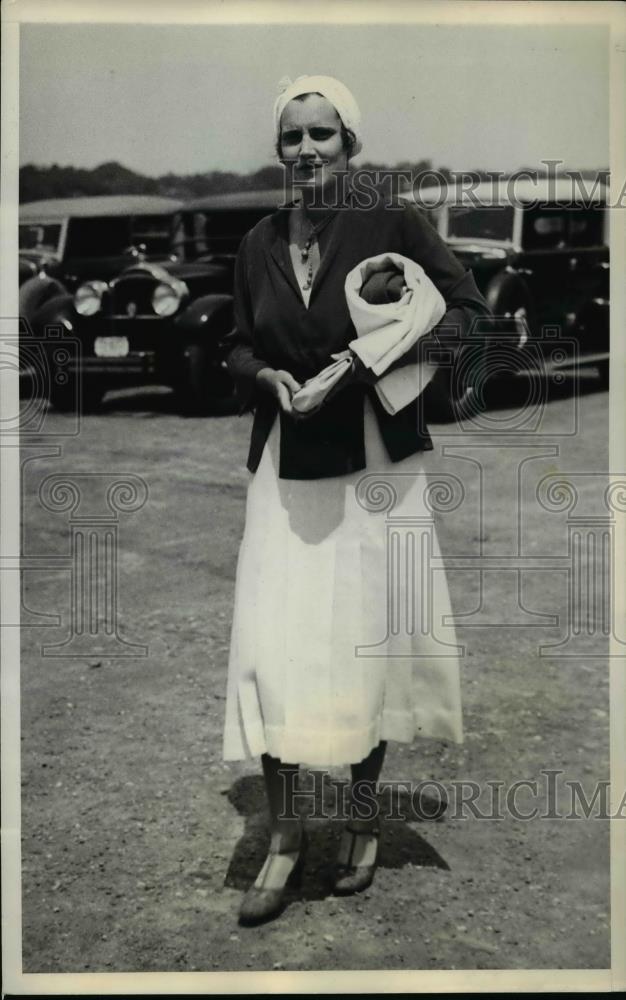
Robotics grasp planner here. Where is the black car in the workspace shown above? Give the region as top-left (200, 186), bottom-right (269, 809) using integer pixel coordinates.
top-left (32, 190), bottom-right (290, 413)
top-left (20, 195), bottom-right (183, 407)
top-left (19, 195), bottom-right (183, 311)
top-left (410, 177), bottom-right (610, 409)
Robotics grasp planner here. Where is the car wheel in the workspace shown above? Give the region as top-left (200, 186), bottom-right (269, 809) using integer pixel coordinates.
top-left (422, 364), bottom-right (482, 424)
top-left (177, 343), bottom-right (234, 415)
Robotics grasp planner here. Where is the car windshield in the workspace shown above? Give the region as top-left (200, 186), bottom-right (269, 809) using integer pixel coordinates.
top-left (19, 222), bottom-right (63, 254)
top-left (446, 205), bottom-right (515, 243)
top-left (130, 214), bottom-right (176, 254)
top-left (178, 209), bottom-right (275, 259)
top-left (64, 214), bottom-right (174, 257)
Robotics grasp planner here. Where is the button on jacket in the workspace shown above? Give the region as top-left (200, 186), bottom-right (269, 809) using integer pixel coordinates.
top-left (224, 192), bottom-right (491, 480)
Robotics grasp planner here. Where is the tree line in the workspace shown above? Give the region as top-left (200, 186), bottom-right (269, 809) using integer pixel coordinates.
top-left (19, 159), bottom-right (607, 203)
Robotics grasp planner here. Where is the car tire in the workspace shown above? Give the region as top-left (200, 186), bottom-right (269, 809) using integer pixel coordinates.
top-left (421, 333), bottom-right (489, 424)
top-left (177, 342), bottom-right (234, 415)
top-left (422, 369), bottom-right (484, 424)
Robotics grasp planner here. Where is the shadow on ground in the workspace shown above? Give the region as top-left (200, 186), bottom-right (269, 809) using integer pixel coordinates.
top-left (223, 774), bottom-right (450, 906)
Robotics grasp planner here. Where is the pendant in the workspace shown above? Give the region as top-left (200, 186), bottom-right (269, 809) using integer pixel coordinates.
top-left (302, 259), bottom-right (313, 291)
top-left (300, 225), bottom-right (315, 290)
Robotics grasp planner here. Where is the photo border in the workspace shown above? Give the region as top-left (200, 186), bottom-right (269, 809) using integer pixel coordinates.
top-left (2, 0), bottom-right (625, 994)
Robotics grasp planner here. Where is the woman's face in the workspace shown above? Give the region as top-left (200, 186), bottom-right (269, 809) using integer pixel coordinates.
top-left (279, 93), bottom-right (348, 192)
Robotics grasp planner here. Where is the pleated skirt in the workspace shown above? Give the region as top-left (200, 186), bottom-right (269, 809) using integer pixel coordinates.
top-left (222, 394), bottom-right (463, 767)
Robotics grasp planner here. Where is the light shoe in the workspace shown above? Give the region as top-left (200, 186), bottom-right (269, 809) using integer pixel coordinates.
top-left (331, 824), bottom-right (381, 896)
top-left (238, 828), bottom-right (308, 926)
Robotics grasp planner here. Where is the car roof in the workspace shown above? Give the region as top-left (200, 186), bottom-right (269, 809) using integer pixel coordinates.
top-left (184, 187), bottom-right (445, 213)
top-left (406, 177), bottom-right (607, 207)
top-left (183, 187), bottom-right (450, 214)
top-left (19, 195), bottom-right (183, 221)
top-left (183, 188), bottom-right (288, 212)
top-left (182, 176), bottom-right (608, 214)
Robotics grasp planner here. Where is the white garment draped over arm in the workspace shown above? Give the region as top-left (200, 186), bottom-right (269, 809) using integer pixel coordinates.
top-left (344, 252), bottom-right (446, 415)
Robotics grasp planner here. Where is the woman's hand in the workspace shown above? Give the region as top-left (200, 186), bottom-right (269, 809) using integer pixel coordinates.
top-left (255, 367), bottom-right (302, 414)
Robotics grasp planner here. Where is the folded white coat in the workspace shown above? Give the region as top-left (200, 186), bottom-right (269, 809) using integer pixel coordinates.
top-left (345, 252), bottom-right (446, 416)
top-left (290, 253), bottom-right (446, 417)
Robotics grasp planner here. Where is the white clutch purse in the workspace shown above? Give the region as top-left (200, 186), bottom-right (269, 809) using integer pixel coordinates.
top-left (291, 352), bottom-right (354, 415)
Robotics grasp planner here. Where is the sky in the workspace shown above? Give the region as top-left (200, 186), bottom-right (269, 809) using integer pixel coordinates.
top-left (19, 22), bottom-right (609, 176)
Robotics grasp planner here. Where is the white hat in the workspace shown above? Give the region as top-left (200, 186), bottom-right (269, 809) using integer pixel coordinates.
top-left (273, 75), bottom-right (363, 158)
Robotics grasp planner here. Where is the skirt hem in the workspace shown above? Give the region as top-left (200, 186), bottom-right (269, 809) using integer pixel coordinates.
top-left (223, 709), bottom-right (464, 768)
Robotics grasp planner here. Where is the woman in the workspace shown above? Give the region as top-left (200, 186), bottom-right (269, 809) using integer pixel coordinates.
top-left (222, 75), bottom-right (490, 925)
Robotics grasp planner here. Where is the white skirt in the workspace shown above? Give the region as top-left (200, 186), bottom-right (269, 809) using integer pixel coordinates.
top-left (222, 394), bottom-right (463, 767)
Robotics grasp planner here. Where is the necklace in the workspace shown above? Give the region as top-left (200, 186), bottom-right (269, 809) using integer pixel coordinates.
top-left (300, 227), bottom-right (316, 291)
top-left (293, 208), bottom-right (336, 291)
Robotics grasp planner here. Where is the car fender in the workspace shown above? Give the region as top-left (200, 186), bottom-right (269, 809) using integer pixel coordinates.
top-left (19, 258), bottom-right (38, 286)
top-left (484, 267), bottom-right (536, 350)
top-left (29, 292), bottom-right (76, 336)
top-left (174, 293), bottom-right (234, 346)
top-left (484, 268), bottom-right (533, 319)
top-left (19, 274), bottom-right (68, 323)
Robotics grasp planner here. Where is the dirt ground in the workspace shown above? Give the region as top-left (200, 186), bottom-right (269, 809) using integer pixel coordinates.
top-left (18, 372), bottom-right (611, 973)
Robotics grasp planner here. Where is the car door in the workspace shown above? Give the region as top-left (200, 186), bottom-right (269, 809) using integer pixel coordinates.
top-left (517, 204), bottom-right (576, 336)
top-left (565, 204), bottom-right (608, 316)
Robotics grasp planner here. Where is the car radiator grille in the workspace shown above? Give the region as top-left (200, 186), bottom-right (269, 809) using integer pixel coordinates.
top-left (109, 275), bottom-right (159, 318)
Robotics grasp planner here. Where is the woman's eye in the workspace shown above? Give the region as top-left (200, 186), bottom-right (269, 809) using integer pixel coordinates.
top-left (310, 129), bottom-right (335, 140)
top-left (281, 131), bottom-right (302, 145)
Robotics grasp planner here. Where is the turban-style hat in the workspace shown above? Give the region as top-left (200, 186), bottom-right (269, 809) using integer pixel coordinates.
top-left (273, 75), bottom-right (363, 158)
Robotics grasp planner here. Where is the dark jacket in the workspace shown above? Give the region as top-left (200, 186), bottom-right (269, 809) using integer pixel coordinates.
top-left (224, 193), bottom-right (490, 479)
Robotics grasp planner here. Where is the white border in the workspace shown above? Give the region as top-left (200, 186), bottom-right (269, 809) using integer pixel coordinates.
top-left (2, 1), bottom-right (625, 995)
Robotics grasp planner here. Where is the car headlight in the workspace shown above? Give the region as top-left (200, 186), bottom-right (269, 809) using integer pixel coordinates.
top-left (151, 278), bottom-right (188, 317)
top-left (74, 280), bottom-right (108, 317)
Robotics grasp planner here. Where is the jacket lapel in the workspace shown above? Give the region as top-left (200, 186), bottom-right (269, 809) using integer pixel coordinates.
top-left (308, 181), bottom-right (357, 304)
top-left (265, 196), bottom-right (348, 306)
top-left (267, 208), bottom-right (304, 301)
top-left (308, 208), bottom-right (344, 304)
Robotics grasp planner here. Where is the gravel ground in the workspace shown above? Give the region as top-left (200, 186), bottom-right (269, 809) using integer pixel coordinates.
top-left (19, 373), bottom-right (611, 972)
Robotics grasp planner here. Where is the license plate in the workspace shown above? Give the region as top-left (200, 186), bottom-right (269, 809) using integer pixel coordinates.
top-left (94, 336), bottom-right (129, 358)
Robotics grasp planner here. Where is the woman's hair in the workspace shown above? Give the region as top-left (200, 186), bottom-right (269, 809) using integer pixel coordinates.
top-left (275, 92), bottom-right (357, 161)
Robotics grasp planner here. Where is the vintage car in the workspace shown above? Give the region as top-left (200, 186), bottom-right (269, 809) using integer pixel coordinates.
top-left (20, 195), bottom-right (183, 404)
top-left (32, 189), bottom-right (297, 413)
top-left (410, 176), bottom-right (610, 410)
top-left (19, 194), bottom-right (183, 313)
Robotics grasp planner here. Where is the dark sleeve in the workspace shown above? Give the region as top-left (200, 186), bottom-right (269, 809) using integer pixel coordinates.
top-left (222, 232), bottom-right (270, 415)
top-left (378, 201), bottom-right (492, 375)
